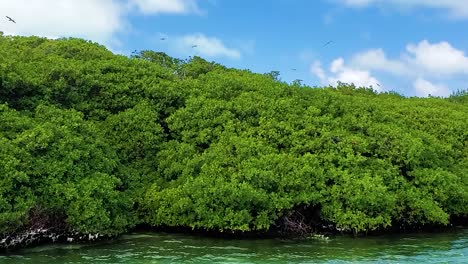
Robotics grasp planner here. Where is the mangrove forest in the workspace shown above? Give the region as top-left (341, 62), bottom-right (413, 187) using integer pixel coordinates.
top-left (0, 35), bottom-right (467, 249)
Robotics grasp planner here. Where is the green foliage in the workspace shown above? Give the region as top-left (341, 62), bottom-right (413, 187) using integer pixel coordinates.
top-left (0, 35), bottom-right (467, 237)
top-left (264, 70), bottom-right (281, 81)
top-left (449, 89), bottom-right (468, 104)
top-left (0, 104), bottom-right (36, 232)
top-left (1, 104), bottom-right (131, 234)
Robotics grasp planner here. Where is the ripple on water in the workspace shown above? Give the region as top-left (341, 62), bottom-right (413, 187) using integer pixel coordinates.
top-left (148, 245), bottom-right (174, 251)
top-left (182, 245), bottom-right (206, 249)
top-left (162, 239), bottom-right (184, 243)
top-left (115, 251), bottom-right (140, 259)
top-left (1, 229), bottom-right (466, 264)
top-left (194, 254), bottom-right (251, 264)
top-left (208, 246), bottom-right (249, 250)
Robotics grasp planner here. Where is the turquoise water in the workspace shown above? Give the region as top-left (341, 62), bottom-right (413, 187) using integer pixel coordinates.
top-left (1, 229), bottom-right (466, 263)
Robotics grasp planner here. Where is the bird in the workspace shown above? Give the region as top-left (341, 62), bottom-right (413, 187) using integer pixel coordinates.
top-left (376, 83), bottom-right (381, 87)
top-left (191, 45), bottom-right (198, 48)
top-left (291, 68), bottom-right (297, 71)
top-left (6, 16), bottom-right (16, 23)
top-left (160, 37), bottom-right (166, 41)
top-left (322, 40), bottom-right (333, 47)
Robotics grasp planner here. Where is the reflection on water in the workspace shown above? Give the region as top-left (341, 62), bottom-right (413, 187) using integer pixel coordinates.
top-left (1, 229), bottom-right (466, 263)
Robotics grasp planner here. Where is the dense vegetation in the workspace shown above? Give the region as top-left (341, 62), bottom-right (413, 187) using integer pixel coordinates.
top-left (0, 34), bottom-right (467, 238)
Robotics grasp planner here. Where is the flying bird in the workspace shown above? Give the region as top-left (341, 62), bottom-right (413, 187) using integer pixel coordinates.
top-left (291, 68), bottom-right (297, 71)
top-left (322, 40), bottom-right (333, 47)
top-left (160, 37), bottom-right (166, 41)
top-left (6, 16), bottom-right (16, 23)
top-left (191, 45), bottom-right (198, 48)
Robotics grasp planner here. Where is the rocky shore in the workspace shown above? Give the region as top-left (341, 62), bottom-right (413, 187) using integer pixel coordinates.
top-left (0, 228), bottom-right (104, 252)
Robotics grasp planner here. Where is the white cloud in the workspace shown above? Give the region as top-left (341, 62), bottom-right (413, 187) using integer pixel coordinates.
top-left (351, 48), bottom-right (408, 76)
top-left (319, 39), bottom-right (468, 97)
top-left (330, 58), bottom-right (345, 73)
top-left (311, 58), bottom-right (382, 91)
top-left (0, 1), bottom-right (239, 61)
top-left (0, 0), bottom-right (126, 43)
top-left (341, 0), bottom-right (374, 7)
top-left (0, 0), bottom-right (203, 45)
top-left (175, 33), bottom-right (241, 59)
top-left (338, 0), bottom-right (468, 19)
top-left (350, 40), bottom-right (468, 77)
top-left (129, 0), bottom-right (200, 15)
top-left (414, 78), bottom-right (451, 97)
top-left (406, 40), bottom-right (468, 76)
top-left (311, 61), bottom-right (326, 81)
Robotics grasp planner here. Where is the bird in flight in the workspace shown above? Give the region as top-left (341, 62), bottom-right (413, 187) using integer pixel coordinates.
top-left (191, 45), bottom-right (198, 48)
top-left (160, 37), bottom-right (166, 41)
top-left (322, 40), bottom-right (333, 47)
top-left (6, 16), bottom-right (16, 23)
top-left (291, 68), bottom-right (297, 71)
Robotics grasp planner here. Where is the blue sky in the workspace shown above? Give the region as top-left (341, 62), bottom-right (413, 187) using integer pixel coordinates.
top-left (1, 0), bottom-right (468, 97)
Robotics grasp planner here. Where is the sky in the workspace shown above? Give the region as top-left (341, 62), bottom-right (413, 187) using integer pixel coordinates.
top-left (1, 0), bottom-right (468, 97)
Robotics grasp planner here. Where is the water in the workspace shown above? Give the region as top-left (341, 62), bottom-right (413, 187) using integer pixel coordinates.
top-left (1, 229), bottom-right (466, 263)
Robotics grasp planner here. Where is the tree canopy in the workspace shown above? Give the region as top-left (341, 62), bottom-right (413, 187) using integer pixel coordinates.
top-left (1, 35), bottom-right (467, 237)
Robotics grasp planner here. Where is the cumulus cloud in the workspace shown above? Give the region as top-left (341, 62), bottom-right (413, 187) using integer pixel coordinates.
top-left (0, 0), bottom-right (126, 43)
top-left (350, 48), bottom-right (408, 76)
top-left (350, 40), bottom-right (468, 77)
top-left (311, 61), bottom-right (326, 81)
top-left (0, 0), bottom-right (203, 45)
top-left (318, 39), bottom-right (468, 97)
top-left (0, 0), bottom-right (240, 60)
top-left (175, 33), bottom-right (241, 59)
top-left (129, 0), bottom-right (201, 15)
top-left (413, 78), bottom-right (451, 97)
top-left (406, 40), bottom-right (468, 76)
top-left (311, 58), bottom-right (382, 91)
top-left (337, 0), bottom-right (468, 19)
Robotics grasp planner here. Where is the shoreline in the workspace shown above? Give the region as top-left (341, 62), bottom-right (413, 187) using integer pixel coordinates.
top-left (0, 228), bottom-right (107, 253)
top-left (2, 223), bottom-right (466, 253)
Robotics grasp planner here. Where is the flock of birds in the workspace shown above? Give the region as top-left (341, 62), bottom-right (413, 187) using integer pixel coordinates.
top-left (157, 35), bottom-right (333, 83)
top-left (3, 15), bottom-right (375, 87)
